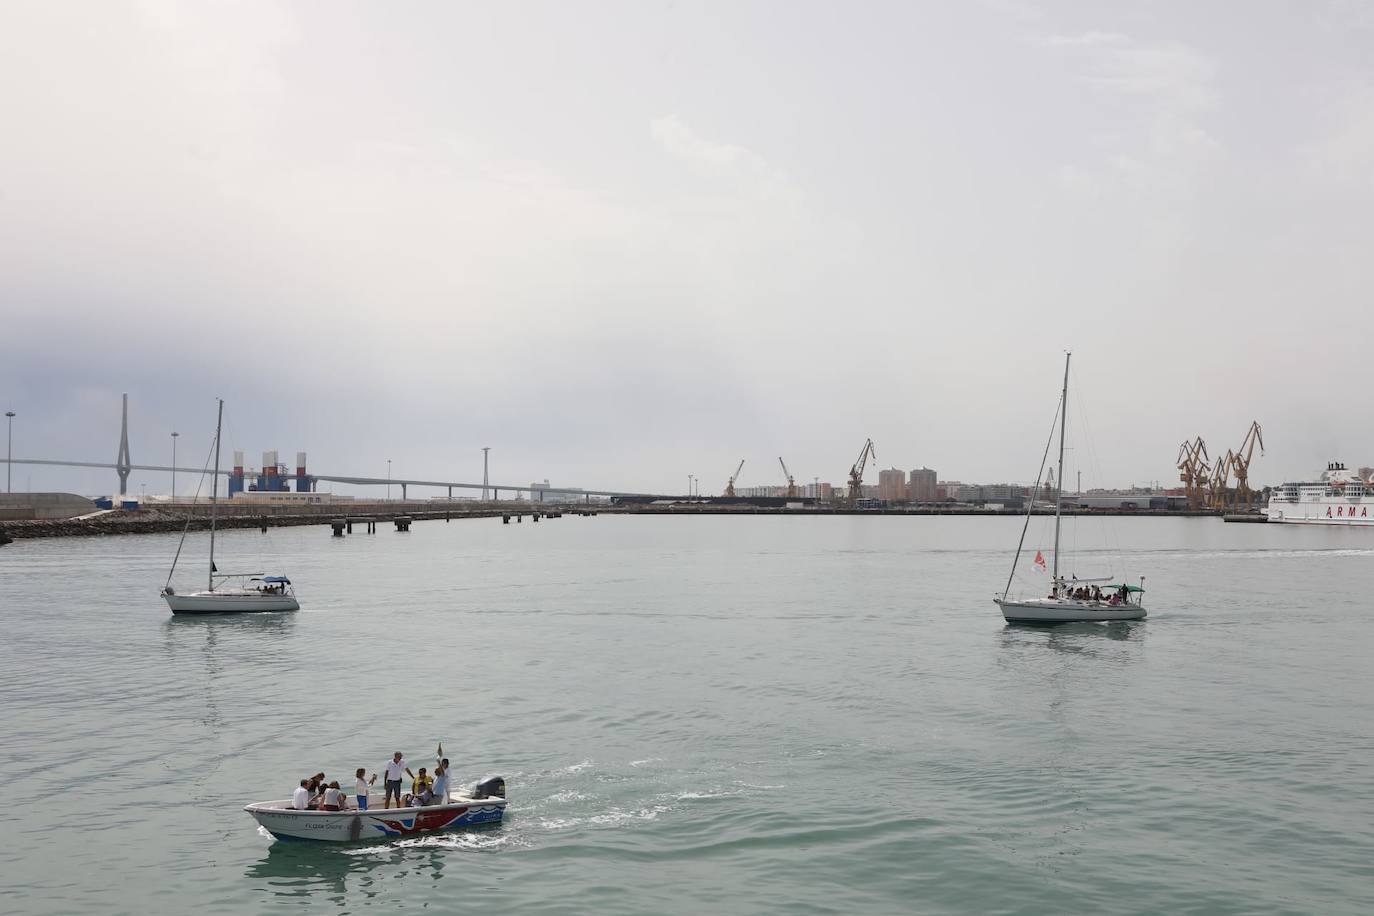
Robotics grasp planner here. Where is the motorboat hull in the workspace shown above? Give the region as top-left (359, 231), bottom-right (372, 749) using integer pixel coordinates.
top-left (245, 796), bottom-right (506, 842)
top-left (995, 597), bottom-right (1146, 624)
top-left (164, 592), bottom-right (300, 614)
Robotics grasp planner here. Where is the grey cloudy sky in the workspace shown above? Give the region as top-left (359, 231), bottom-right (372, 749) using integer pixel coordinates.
top-left (3, 0), bottom-right (1372, 496)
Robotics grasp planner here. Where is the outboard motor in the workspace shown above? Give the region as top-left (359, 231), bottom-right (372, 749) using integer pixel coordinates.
top-left (472, 775), bottom-right (506, 799)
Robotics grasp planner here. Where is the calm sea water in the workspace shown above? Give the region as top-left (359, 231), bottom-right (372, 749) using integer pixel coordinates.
top-left (1, 515), bottom-right (1372, 914)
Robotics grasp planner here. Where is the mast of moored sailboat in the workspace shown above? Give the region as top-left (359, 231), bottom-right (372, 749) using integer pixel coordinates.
top-left (207, 398), bottom-right (221, 596)
top-left (1051, 353), bottom-right (1070, 587)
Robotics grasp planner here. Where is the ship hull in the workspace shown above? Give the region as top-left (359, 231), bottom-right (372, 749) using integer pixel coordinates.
top-left (994, 598), bottom-right (1146, 623)
top-left (1267, 503), bottom-right (1374, 525)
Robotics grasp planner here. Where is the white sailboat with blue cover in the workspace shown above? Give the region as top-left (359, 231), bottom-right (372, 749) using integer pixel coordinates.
top-left (994, 353), bottom-right (1147, 624)
top-left (161, 399), bottom-right (299, 614)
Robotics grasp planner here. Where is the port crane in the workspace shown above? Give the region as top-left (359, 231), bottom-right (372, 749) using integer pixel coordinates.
top-left (1207, 449), bottom-right (1235, 510)
top-left (1231, 421), bottom-right (1265, 509)
top-left (778, 457), bottom-right (797, 499)
top-left (724, 459), bottom-right (745, 498)
top-left (847, 439), bottom-right (876, 503)
top-left (1176, 437), bottom-right (1209, 510)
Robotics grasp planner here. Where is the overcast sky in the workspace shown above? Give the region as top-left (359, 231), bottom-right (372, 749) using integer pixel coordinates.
top-left (3, 0), bottom-right (1372, 497)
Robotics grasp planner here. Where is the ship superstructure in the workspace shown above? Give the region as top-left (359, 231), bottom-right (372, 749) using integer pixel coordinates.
top-left (1267, 462), bottom-right (1374, 525)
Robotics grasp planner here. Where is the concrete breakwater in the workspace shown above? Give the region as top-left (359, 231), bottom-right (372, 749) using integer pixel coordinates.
top-left (0, 502), bottom-right (594, 540)
top-left (0, 501), bottom-right (1223, 541)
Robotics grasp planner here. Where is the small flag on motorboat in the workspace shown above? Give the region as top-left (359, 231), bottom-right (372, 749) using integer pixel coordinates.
top-left (1033, 550), bottom-right (1046, 572)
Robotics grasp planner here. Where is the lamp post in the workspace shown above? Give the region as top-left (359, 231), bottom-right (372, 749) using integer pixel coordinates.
top-left (386, 459), bottom-right (392, 500)
top-left (170, 431), bottom-right (179, 500)
top-left (4, 411), bottom-right (14, 493)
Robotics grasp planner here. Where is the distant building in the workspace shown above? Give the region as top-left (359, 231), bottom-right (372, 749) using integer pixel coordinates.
top-left (878, 468), bottom-right (908, 502)
top-left (1072, 491), bottom-right (1168, 510)
top-left (804, 482), bottom-right (835, 501)
top-left (529, 480), bottom-right (588, 503)
top-left (982, 484), bottom-right (1029, 502)
top-left (230, 491), bottom-right (350, 505)
top-left (909, 467), bottom-right (937, 502)
top-left (955, 484), bottom-right (983, 503)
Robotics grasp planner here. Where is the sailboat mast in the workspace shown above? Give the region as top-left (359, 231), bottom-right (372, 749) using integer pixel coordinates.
top-left (1052, 353), bottom-right (1070, 583)
top-left (207, 398), bottom-right (221, 590)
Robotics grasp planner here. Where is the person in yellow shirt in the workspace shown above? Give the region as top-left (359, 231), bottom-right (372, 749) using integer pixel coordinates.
top-left (408, 767), bottom-right (434, 806)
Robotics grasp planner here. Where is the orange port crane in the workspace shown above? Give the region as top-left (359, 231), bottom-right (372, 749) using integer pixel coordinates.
top-left (724, 459), bottom-right (745, 498)
top-left (1207, 449), bottom-right (1235, 510)
top-left (847, 439), bottom-right (876, 502)
top-left (1176, 437), bottom-right (1209, 510)
top-left (1231, 421), bottom-right (1265, 509)
top-left (778, 457), bottom-right (797, 499)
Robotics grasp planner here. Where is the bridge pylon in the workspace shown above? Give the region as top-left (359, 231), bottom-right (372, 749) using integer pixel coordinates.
top-left (116, 393), bottom-right (132, 495)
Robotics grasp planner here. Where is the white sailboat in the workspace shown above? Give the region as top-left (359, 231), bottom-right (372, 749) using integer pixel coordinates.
top-left (162, 399), bottom-right (299, 614)
top-left (994, 353), bottom-right (1146, 624)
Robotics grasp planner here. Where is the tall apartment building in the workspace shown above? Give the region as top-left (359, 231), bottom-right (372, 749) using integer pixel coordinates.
top-left (877, 468), bottom-right (908, 502)
top-left (909, 467), bottom-right (937, 502)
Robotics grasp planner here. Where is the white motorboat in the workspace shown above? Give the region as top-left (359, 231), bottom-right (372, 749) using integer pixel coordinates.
top-left (994, 352), bottom-right (1148, 624)
top-left (161, 399), bottom-right (300, 615)
top-left (245, 778), bottom-right (507, 842)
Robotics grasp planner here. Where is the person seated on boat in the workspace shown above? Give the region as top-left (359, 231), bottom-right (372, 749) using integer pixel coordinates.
top-left (291, 779), bottom-right (310, 811)
top-left (1108, 593), bottom-right (1121, 606)
top-left (320, 781), bottom-right (345, 812)
top-left (305, 772), bottom-right (328, 809)
top-left (408, 768), bottom-right (435, 806)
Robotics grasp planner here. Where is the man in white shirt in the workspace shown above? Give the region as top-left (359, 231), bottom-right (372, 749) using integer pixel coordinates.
top-left (291, 779), bottom-right (310, 810)
top-left (382, 752), bottom-right (415, 809)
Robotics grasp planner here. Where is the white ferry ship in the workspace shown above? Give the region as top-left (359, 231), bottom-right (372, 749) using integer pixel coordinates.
top-left (1267, 462), bottom-right (1374, 525)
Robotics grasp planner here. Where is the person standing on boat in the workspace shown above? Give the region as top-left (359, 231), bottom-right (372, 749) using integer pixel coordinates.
top-left (432, 758), bottom-right (452, 805)
top-left (382, 752), bottom-right (414, 809)
top-left (355, 767), bottom-right (376, 810)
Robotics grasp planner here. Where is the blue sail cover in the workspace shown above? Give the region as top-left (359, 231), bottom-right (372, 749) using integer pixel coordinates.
top-left (262, 576), bottom-right (291, 584)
